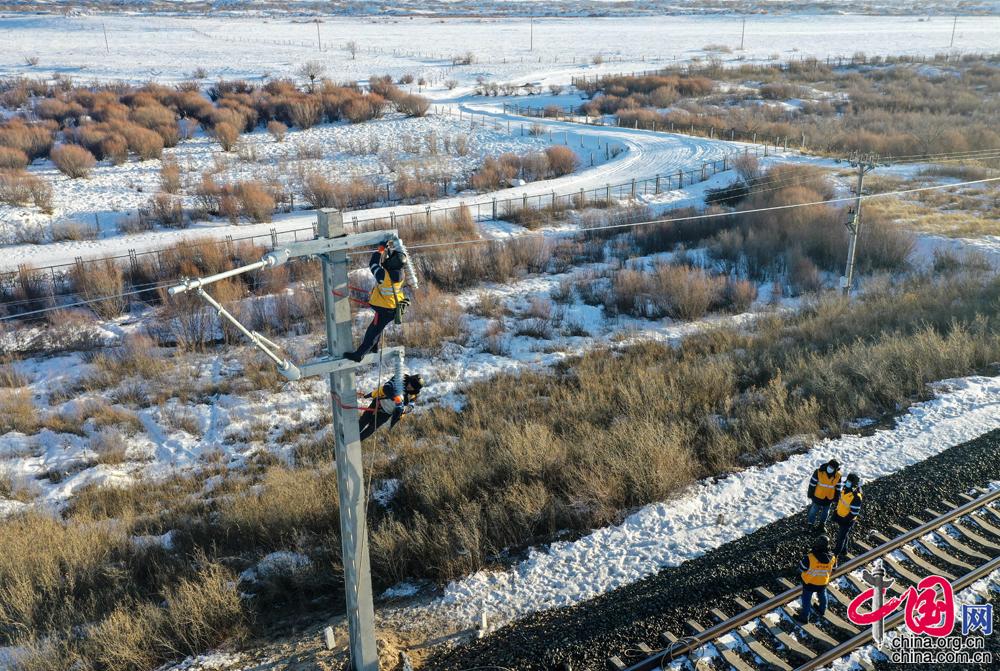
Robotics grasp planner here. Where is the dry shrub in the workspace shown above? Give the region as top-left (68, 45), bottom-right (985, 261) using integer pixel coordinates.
top-left (0, 120), bottom-right (54, 160)
top-left (0, 512), bottom-right (130, 635)
top-left (0, 170), bottom-right (52, 211)
top-left (609, 263), bottom-right (726, 320)
top-left (234, 181), bottom-right (275, 222)
top-left (51, 144), bottom-right (96, 178)
top-left (343, 94), bottom-right (387, 123)
top-left (50, 219), bottom-right (97, 242)
top-left (301, 172), bottom-right (338, 208)
top-left (395, 93), bottom-right (431, 117)
top-left (214, 122), bottom-right (239, 152)
top-left (118, 123), bottom-right (163, 160)
top-left (160, 157), bottom-right (181, 193)
top-left (266, 120), bottom-right (287, 142)
top-left (148, 193), bottom-right (185, 228)
top-left (162, 561), bottom-right (247, 656)
top-left (0, 146), bottom-right (28, 169)
top-left (85, 334), bottom-right (168, 389)
top-left (70, 258), bottom-right (128, 320)
top-left (545, 145), bottom-right (578, 176)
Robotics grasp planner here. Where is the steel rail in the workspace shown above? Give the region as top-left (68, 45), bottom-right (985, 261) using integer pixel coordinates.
top-left (794, 553), bottom-right (1000, 671)
top-left (621, 486), bottom-right (1000, 671)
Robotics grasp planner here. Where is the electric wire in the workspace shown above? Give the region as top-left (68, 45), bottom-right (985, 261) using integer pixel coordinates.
top-left (3, 175), bottom-right (997, 323)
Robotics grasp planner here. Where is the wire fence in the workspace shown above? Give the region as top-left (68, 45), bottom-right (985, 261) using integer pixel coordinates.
top-left (0, 144), bottom-right (765, 302)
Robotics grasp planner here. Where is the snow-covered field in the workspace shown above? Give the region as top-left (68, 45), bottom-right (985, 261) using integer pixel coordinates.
top-left (3, 12), bottom-right (1000, 270)
top-left (3, 14), bottom-right (998, 85)
top-left (393, 375), bottom-right (1000, 634)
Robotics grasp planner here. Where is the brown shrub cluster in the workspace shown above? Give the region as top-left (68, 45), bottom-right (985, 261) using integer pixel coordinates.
top-left (51, 144), bottom-right (96, 178)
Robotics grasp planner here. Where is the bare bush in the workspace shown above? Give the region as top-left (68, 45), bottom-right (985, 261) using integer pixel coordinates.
top-left (213, 122), bottom-right (239, 152)
top-left (70, 259), bottom-right (128, 319)
top-left (545, 145), bottom-right (578, 176)
top-left (51, 144), bottom-right (96, 178)
top-left (0, 147), bottom-right (28, 169)
top-left (395, 93), bottom-right (430, 117)
top-left (148, 193), bottom-right (185, 228)
top-left (160, 157), bottom-right (181, 193)
top-left (266, 120), bottom-right (287, 142)
top-left (234, 181), bottom-right (275, 222)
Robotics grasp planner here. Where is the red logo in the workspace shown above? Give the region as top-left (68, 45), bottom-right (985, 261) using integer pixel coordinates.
top-left (848, 574), bottom-right (955, 637)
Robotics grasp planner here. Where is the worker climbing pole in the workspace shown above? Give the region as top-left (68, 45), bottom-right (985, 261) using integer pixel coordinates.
top-left (166, 209), bottom-right (423, 671)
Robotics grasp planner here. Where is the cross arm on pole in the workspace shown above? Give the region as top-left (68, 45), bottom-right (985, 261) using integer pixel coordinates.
top-left (269, 229), bottom-right (399, 264)
top-left (294, 347), bottom-right (404, 380)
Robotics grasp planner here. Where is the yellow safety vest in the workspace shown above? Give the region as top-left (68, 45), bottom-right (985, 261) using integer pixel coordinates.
top-left (814, 469), bottom-right (841, 501)
top-left (370, 385), bottom-right (404, 414)
top-left (836, 490), bottom-right (861, 519)
top-left (369, 274), bottom-right (405, 310)
top-left (802, 553), bottom-right (837, 586)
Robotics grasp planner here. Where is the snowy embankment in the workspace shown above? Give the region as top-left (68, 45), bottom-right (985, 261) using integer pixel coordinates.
top-left (401, 375), bottom-right (1000, 634)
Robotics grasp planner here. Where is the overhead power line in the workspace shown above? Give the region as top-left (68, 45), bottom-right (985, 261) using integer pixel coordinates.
top-left (3, 175), bottom-right (996, 324)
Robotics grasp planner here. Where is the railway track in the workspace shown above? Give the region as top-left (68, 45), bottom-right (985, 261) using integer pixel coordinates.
top-left (608, 486), bottom-right (1000, 671)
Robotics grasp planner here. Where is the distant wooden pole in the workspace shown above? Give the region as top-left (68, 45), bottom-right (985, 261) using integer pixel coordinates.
top-left (950, 15), bottom-right (957, 48)
top-left (316, 21), bottom-right (322, 52)
top-left (740, 17), bottom-right (746, 50)
top-left (103, 23), bottom-right (109, 53)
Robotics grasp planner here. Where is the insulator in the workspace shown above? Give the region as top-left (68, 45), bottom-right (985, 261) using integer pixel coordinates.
top-left (394, 350), bottom-right (405, 399)
top-left (392, 235), bottom-right (420, 291)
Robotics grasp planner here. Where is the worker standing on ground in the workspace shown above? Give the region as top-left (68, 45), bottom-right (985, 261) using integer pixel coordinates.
top-left (832, 473), bottom-right (864, 556)
top-left (358, 373), bottom-right (424, 441)
top-left (796, 534), bottom-right (837, 624)
top-left (807, 459), bottom-right (842, 531)
top-left (344, 240), bottom-right (409, 362)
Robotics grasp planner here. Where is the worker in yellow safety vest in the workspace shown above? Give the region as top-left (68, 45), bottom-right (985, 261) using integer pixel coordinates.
top-left (806, 459), bottom-right (842, 531)
top-left (832, 473), bottom-right (864, 556)
top-left (344, 241), bottom-right (409, 362)
top-left (796, 534), bottom-right (837, 624)
top-left (358, 374), bottom-right (424, 441)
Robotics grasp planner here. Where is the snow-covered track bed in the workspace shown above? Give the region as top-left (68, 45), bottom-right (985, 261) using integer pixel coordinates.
top-left (612, 487), bottom-right (1000, 671)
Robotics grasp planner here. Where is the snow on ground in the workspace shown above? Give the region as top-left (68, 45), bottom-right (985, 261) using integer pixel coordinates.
top-left (0, 242), bottom-right (793, 508)
top-left (0, 111), bottom-right (554, 245)
top-left (3, 15), bottom-right (998, 87)
top-left (3, 12), bottom-right (996, 269)
top-left (393, 374), bottom-right (1000, 634)
top-left (0, 101), bottom-right (738, 270)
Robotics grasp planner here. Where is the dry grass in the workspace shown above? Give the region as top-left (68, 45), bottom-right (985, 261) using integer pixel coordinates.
top-left (0, 387), bottom-right (38, 434)
top-left (867, 196), bottom-right (1000, 238)
top-left (396, 282), bottom-right (468, 353)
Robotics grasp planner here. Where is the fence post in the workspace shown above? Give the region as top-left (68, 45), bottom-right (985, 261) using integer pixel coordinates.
top-left (425, 206), bottom-right (431, 228)
top-left (678, 169), bottom-right (683, 187)
top-left (655, 174), bottom-right (660, 194)
top-left (606, 183), bottom-right (611, 203)
top-left (270, 228), bottom-right (278, 247)
top-left (631, 178), bottom-right (636, 199)
top-left (492, 197), bottom-right (497, 220)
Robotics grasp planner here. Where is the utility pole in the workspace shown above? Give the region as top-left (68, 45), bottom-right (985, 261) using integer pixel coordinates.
top-left (167, 210), bottom-right (400, 671)
top-left (318, 210), bottom-right (378, 671)
top-left (316, 20), bottom-right (322, 52)
top-left (102, 23), bottom-right (110, 54)
top-left (530, 16), bottom-right (534, 52)
top-left (950, 15), bottom-right (957, 48)
top-left (842, 152), bottom-right (879, 297)
top-left (740, 17), bottom-right (746, 51)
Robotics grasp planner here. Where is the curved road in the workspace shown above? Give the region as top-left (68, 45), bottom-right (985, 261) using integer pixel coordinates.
top-left (0, 102), bottom-right (743, 272)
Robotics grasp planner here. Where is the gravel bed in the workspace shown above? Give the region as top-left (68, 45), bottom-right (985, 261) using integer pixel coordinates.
top-left (426, 428), bottom-right (1000, 671)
